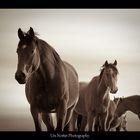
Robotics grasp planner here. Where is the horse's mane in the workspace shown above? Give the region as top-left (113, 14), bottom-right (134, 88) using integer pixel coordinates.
top-left (35, 36), bottom-right (62, 66)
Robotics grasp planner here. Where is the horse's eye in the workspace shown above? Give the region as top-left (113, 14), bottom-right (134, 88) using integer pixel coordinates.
top-left (31, 50), bottom-right (34, 54)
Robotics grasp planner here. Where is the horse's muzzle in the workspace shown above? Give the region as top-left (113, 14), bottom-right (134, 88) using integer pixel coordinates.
top-left (110, 88), bottom-right (118, 94)
top-left (15, 71), bottom-right (26, 84)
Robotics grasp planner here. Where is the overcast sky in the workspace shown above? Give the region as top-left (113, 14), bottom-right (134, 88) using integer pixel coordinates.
top-left (0, 9), bottom-right (140, 131)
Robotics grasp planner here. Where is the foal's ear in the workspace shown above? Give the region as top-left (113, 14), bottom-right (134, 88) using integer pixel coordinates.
top-left (28, 27), bottom-right (35, 38)
top-left (113, 60), bottom-right (117, 66)
top-left (18, 28), bottom-right (24, 40)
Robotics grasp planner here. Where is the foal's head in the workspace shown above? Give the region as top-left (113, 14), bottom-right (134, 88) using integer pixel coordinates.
top-left (100, 60), bottom-right (118, 94)
top-left (15, 27), bottom-right (40, 84)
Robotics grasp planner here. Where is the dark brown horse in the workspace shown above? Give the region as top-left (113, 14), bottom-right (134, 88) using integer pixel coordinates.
top-left (15, 27), bottom-right (79, 131)
top-left (114, 95), bottom-right (140, 120)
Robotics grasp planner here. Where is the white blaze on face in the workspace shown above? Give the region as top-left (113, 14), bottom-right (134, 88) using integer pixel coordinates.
top-left (22, 45), bottom-right (27, 49)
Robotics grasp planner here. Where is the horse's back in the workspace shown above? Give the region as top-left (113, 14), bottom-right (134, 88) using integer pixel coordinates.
top-left (127, 95), bottom-right (140, 102)
top-left (124, 95), bottom-right (140, 113)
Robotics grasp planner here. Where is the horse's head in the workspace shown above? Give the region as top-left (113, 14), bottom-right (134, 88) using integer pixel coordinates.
top-left (102, 60), bottom-right (118, 94)
top-left (15, 27), bottom-right (40, 84)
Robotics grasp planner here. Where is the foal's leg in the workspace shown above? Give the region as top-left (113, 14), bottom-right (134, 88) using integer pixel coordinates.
top-left (30, 106), bottom-right (42, 131)
top-left (42, 113), bottom-right (54, 131)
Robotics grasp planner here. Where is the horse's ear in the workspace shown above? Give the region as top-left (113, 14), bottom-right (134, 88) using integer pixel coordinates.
top-left (28, 27), bottom-right (35, 38)
top-left (114, 96), bottom-right (115, 100)
top-left (104, 60), bottom-right (108, 67)
top-left (120, 97), bottom-right (123, 102)
top-left (18, 28), bottom-right (24, 40)
top-left (114, 60), bottom-right (117, 66)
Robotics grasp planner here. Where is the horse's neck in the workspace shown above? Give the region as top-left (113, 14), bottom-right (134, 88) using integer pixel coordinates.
top-left (122, 98), bottom-right (137, 114)
top-left (37, 41), bottom-right (63, 82)
top-left (97, 74), bottom-right (110, 99)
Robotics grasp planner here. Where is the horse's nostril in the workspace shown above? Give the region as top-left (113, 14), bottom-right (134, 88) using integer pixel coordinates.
top-left (20, 72), bottom-right (25, 79)
top-left (15, 72), bottom-right (25, 79)
top-left (114, 89), bottom-right (118, 93)
top-left (15, 71), bottom-right (26, 84)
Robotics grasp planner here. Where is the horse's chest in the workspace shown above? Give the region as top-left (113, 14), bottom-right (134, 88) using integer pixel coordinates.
top-left (27, 76), bottom-right (62, 112)
top-left (95, 98), bottom-right (109, 113)
top-left (35, 91), bottom-right (60, 112)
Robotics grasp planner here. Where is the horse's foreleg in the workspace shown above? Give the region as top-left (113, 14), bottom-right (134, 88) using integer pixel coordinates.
top-left (42, 113), bottom-right (54, 131)
top-left (56, 99), bottom-right (67, 131)
top-left (116, 125), bottom-right (121, 131)
top-left (106, 116), bottom-right (114, 131)
top-left (94, 116), bottom-right (100, 131)
top-left (70, 111), bottom-right (78, 131)
top-left (100, 111), bottom-right (108, 131)
top-left (80, 116), bottom-right (87, 131)
top-left (30, 106), bottom-right (42, 131)
top-left (87, 112), bottom-right (94, 131)
top-left (123, 127), bottom-right (127, 131)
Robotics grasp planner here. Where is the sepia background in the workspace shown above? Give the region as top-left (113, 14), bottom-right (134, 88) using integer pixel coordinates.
top-left (0, 9), bottom-right (140, 131)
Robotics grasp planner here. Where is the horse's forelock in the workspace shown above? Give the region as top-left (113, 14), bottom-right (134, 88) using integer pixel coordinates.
top-left (18, 32), bottom-right (39, 45)
top-left (108, 64), bottom-right (118, 74)
top-left (102, 63), bottom-right (118, 74)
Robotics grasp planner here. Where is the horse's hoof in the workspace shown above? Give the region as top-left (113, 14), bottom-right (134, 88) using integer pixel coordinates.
top-left (48, 128), bottom-right (55, 131)
top-left (55, 127), bottom-right (62, 131)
